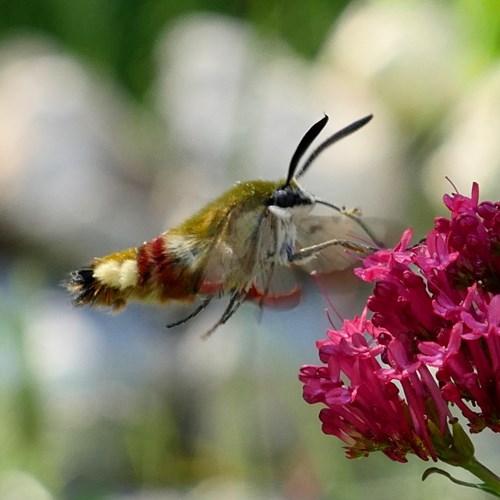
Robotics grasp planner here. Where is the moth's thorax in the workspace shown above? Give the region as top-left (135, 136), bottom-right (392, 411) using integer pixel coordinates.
top-left (173, 179), bottom-right (282, 239)
top-left (255, 182), bottom-right (315, 267)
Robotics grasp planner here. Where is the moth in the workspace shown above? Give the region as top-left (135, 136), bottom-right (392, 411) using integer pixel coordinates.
top-left (67, 114), bottom-right (380, 336)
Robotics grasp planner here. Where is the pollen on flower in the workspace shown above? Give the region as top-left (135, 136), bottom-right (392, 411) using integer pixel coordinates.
top-left (300, 183), bottom-right (500, 463)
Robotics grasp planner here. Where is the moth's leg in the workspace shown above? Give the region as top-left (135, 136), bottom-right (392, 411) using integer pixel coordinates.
top-left (166, 297), bottom-right (213, 328)
top-left (290, 238), bottom-right (376, 263)
top-left (201, 291), bottom-right (245, 339)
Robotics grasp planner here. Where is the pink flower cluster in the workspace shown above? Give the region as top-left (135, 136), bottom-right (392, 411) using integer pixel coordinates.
top-left (299, 183), bottom-right (500, 462)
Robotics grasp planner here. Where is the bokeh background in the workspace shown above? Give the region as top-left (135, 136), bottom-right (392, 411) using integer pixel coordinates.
top-left (0, 1), bottom-right (499, 499)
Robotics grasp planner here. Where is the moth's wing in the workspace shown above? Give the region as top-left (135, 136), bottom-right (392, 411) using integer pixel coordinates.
top-left (198, 210), bottom-right (301, 307)
top-left (196, 208), bottom-right (262, 297)
top-left (248, 258), bottom-right (302, 308)
top-left (294, 214), bottom-right (376, 274)
top-left (196, 236), bottom-right (243, 297)
top-left (169, 217), bottom-right (254, 334)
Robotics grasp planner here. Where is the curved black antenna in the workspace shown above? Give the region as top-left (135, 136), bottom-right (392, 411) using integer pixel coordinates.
top-left (285, 115), bottom-right (329, 186)
top-left (295, 114), bottom-right (373, 179)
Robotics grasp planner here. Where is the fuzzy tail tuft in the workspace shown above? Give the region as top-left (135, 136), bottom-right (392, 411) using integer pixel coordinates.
top-left (67, 268), bottom-right (96, 305)
top-left (66, 248), bottom-right (138, 311)
top-left (66, 267), bottom-right (127, 310)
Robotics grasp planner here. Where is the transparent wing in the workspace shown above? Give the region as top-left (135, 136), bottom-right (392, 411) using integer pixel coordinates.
top-left (168, 211), bottom-right (259, 333)
top-left (196, 235), bottom-right (247, 298)
top-left (294, 214), bottom-right (378, 274)
top-left (198, 209), bottom-right (301, 306)
top-left (247, 259), bottom-right (301, 308)
top-left (196, 208), bottom-right (265, 298)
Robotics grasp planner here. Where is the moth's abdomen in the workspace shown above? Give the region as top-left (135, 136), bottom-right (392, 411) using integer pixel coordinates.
top-left (67, 234), bottom-right (199, 311)
top-left (135, 234), bottom-right (199, 301)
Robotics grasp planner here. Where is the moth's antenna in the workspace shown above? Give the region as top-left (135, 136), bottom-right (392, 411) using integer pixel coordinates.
top-left (295, 114), bottom-right (373, 179)
top-left (285, 115), bottom-right (329, 186)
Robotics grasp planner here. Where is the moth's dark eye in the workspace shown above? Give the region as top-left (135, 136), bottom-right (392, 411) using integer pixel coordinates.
top-left (266, 188), bottom-right (312, 208)
top-left (266, 189), bottom-right (291, 207)
top-left (277, 189), bottom-right (292, 207)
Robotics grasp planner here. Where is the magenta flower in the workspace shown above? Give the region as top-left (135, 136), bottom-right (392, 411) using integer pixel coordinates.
top-left (300, 309), bottom-right (452, 462)
top-left (300, 183), bottom-right (500, 489)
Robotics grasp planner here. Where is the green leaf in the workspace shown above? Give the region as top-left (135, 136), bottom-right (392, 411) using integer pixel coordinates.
top-left (422, 467), bottom-right (500, 497)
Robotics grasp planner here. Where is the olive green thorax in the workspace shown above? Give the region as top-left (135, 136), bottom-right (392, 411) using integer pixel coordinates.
top-left (171, 179), bottom-right (293, 239)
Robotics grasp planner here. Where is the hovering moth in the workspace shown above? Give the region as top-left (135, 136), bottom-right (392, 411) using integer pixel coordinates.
top-left (67, 114), bottom-right (380, 336)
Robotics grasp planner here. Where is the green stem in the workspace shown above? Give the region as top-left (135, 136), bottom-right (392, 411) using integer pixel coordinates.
top-left (462, 457), bottom-right (500, 496)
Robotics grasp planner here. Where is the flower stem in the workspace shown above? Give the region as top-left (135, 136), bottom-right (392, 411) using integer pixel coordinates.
top-left (462, 457), bottom-right (500, 496)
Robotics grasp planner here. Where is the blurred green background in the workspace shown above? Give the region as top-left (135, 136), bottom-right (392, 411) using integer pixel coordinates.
top-left (0, 1), bottom-right (499, 499)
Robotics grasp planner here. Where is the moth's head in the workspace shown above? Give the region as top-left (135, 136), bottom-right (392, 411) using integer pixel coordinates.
top-left (264, 114), bottom-right (373, 214)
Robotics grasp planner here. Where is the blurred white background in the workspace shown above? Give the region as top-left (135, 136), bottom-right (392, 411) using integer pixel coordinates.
top-left (0, 1), bottom-right (498, 499)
